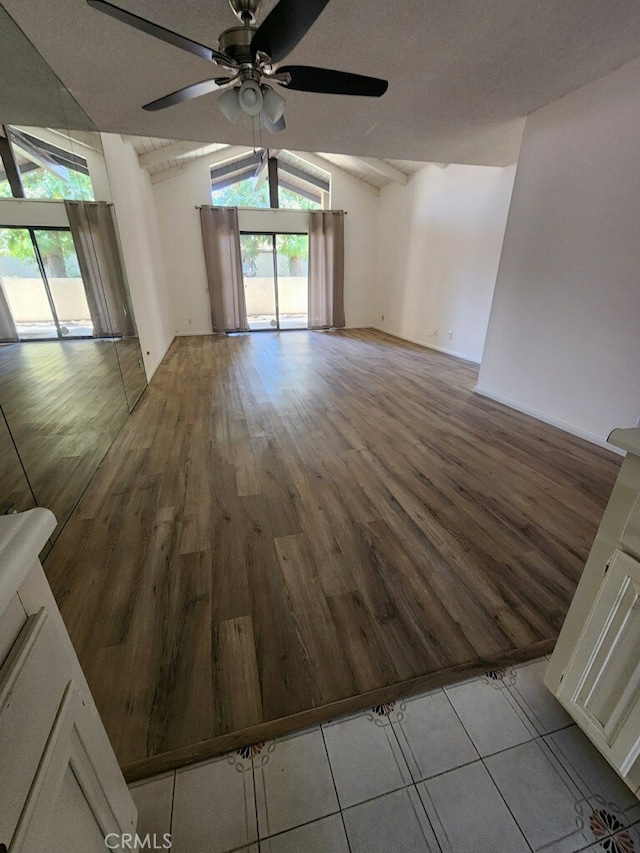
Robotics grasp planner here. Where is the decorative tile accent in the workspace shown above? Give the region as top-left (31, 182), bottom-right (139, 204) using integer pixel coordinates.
top-left (419, 760), bottom-right (530, 853)
top-left (507, 658), bottom-right (573, 734)
top-left (237, 742), bottom-right (267, 761)
top-left (485, 738), bottom-right (597, 852)
top-left (481, 667), bottom-right (516, 689)
top-left (444, 675), bottom-right (537, 756)
top-left (583, 822), bottom-right (639, 853)
top-left (128, 772), bottom-right (174, 842)
top-left (392, 689), bottom-right (478, 781)
top-left (343, 786), bottom-right (440, 853)
top-left (546, 727), bottom-right (640, 830)
top-left (590, 808), bottom-right (630, 843)
top-left (172, 754), bottom-right (257, 853)
top-left (254, 728), bottom-right (339, 838)
top-left (366, 699), bottom-right (406, 726)
top-left (259, 813), bottom-right (349, 853)
top-left (322, 711), bottom-right (412, 808)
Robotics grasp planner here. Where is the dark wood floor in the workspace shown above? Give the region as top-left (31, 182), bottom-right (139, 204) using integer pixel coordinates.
top-left (44, 330), bottom-right (620, 780)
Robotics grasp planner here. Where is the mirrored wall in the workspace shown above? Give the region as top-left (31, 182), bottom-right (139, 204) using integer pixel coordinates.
top-left (0, 6), bottom-right (147, 545)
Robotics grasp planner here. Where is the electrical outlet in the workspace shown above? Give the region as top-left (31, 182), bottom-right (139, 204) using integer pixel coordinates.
top-left (381, 314), bottom-right (385, 321)
top-left (448, 330), bottom-right (453, 340)
top-left (188, 319), bottom-right (192, 325)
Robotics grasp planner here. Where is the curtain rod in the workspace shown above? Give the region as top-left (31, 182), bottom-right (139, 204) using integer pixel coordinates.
top-left (195, 205), bottom-right (347, 213)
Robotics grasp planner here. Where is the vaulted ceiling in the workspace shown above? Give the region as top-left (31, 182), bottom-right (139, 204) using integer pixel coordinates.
top-left (4, 0), bottom-right (640, 166)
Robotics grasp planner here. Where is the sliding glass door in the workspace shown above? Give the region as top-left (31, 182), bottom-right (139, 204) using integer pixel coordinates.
top-left (0, 227), bottom-right (57, 339)
top-left (240, 233), bottom-right (278, 330)
top-left (240, 232), bottom-right (309, 331)
top-left (0, 226), bottom-right (92, 340)
top-left (36, 229), bottom-right (92, 337)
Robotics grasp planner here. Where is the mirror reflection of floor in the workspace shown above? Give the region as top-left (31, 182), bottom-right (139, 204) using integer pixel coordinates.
top-left (0, 337), bottom-right (139, 538)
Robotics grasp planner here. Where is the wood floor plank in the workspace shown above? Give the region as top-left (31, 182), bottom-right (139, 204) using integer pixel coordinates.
top-left (43, 329), bottom-right (621, 775)
top-left (213, 615), bottom-right (262, 733)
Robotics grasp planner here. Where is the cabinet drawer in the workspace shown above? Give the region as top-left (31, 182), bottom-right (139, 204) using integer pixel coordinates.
top-left (620, 493), bottom-right (640, 559)
top-left (0, 608), bottom-right (69, 847)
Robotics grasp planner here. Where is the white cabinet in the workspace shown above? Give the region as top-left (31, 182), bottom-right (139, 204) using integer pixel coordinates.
top-left (546, 427), bottom-right (640, 795)
top-left (0, 509), bottom-right (136, 851)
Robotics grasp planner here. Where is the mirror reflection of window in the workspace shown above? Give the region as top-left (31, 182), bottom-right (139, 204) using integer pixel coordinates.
top-left (0, 227), bottom-right (93, 340)
top-left (1, 126), bottom-right (95, 201)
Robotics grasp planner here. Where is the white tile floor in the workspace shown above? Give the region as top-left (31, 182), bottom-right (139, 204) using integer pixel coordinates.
top-left (130, 658), bottom-right (640, 853)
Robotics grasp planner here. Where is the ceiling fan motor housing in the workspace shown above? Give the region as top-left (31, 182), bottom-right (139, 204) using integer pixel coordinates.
top-left (218, 26), bottom-right (260, 65)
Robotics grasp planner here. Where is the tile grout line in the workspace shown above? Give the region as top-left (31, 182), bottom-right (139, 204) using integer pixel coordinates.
top-left (383, 707), bottom-right (444, 850)
top-left (319, 724), bottom-right (353, 853)
top-left (480, 750), bottom-right (538, 853)
top-left (405, 783), bottom-right (444, 853)
top-left (389, 700), bottom-right (427, 784)
top-left (250, 750), bottom-right (260, 851)
top-left (254, 809), bottom-right (344, 847)
top-left (443, 672), bottom-right (536, 852)
top-left (440, 682), bottom-right (483, 763)
top-left (168, 770), bottom-right (176, 842)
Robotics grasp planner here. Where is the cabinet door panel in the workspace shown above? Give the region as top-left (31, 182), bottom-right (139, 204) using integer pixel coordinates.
top-left (11, 682), bottom-right (129, 852)
top-left (620, 493), bottom-right (640, 560)
top-left (576, 575), bottom-right (640, 740)
top-left (558, 550), bottom-right (640, 777)
top-left (0, 608), bottom-right (68, 846)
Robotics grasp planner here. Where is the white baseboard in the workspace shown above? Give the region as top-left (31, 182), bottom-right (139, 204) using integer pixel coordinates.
top-left (370, 326), bottom-right (481, 364)
top-left (474, 385), bottom-right (622, 454)
top-left (143, 333), bottom-right (176, 382)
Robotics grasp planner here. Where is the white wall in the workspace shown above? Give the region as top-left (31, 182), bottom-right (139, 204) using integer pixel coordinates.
top-left (375, 163), bottom-right (516, 363)
top-left (477, 57), bottom-right (640, 446)
top-left (101, 133), bottom-right (174, 379)
top-left (152, 153), bottom-right (380, 335)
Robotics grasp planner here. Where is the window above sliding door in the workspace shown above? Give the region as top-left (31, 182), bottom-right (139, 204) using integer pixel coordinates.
top-left (211, 150), bottom-right (329, 210)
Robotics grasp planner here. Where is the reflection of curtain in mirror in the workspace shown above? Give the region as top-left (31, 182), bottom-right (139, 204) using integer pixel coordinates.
top-left (199, 206), bottom-right (249, 333)
top-left (64, 201), bottom-right (134, 338)
top-left (0, 278), bottom-right (18, 342)
top-left (308, 211), bottom-right (345, 329)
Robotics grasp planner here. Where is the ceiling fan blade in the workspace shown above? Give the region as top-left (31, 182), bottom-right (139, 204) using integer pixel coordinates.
top-left (263, 114), bottom-right (286, 133)
top-left (142, 77), bottom-right (236, 111)
top-left (277, 66), bottom-right (388, 97)
top-left (86, 0), bottom-right (234, 66)
top-left (251, 0), bottom-right (330, 64)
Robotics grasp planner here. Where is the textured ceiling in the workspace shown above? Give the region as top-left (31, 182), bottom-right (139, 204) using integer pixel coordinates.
top-left (3, 0), bottom-right (640, 165)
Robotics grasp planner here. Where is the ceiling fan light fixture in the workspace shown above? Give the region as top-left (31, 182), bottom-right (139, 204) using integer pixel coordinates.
top-left (218, 86), bottom-right (242, 122)
top-left (262, 84), bottom-right (286, 123)
top-left (238, 80), bottom-right (263, 116)
top-left (242, 112), bottom-right (261, 131)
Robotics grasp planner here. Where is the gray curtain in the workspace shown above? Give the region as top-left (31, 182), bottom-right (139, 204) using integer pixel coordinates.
top-left (65, 200), bottom-right (134, 338)
top-left (200, 206), bottom-right (248, 333)
top-left (308, 210), bottom-right (345, 329)
top-left (0, 279), bottom-right (18, 342)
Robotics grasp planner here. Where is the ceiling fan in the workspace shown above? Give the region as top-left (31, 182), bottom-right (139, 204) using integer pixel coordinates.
top-left (86, 0), bottom-right (388, 133)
